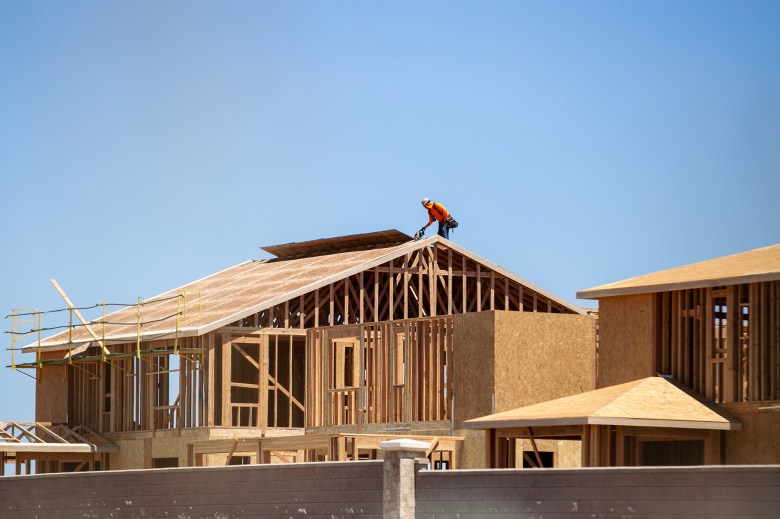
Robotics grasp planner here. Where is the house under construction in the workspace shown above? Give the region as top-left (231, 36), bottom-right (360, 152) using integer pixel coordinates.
top-left (466, 242), bottom-right (780, 468)
top-left (2, 230), bottom-right (596, 474)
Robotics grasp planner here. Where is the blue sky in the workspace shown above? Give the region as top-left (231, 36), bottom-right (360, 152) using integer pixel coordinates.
top-left (1, 1), bottom-right (778, 422)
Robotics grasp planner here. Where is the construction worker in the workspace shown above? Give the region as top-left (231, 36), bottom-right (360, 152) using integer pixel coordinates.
top-left (416, 198), bottom-right (457, 240)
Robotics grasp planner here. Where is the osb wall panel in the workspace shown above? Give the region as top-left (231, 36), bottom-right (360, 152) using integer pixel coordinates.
top-left (722, 403), bottom-right (780, 464)
top-left (493, 312), bottom-right (596, 412)
top-left (557, 439), bottom-right (582, 468)
top-left (0, 461), bottom-right (384, 519)
top-left (109, 429), bottom-right (210, 470)
top-left (516, 439), bottom-right (582, 468)
top-left (34, 352), bottom-right (68, 423)
top-left (110, 438), bottom-right (146, 470)
top-left (452, 312), bottom-right (495, 470)
top-left (416, 465), bottom-right (780, 518)
top-left (457, 429), bottom-right (488, 470)
top-left (452, 312), bottom-right (496, 424)
top-left (598, 294), bottom-right (655, 388)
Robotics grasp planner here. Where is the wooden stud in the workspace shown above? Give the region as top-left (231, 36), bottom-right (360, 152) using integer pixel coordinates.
top-left (489, 271), bottom-right (495, 311)
top-left (403, 254), bottom-right (410, 320)
top-left (476, 264), bottom-right (482, 312)
top-left (359, 272), bottom-right (365, 324)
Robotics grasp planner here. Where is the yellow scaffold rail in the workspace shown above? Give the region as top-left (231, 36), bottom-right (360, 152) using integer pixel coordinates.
top-left (9, 308), bottom-right (40, 371)
top-left (6, 283), bottom-right (205, 373)
top-left (174, 290), bottom-right (202, 355)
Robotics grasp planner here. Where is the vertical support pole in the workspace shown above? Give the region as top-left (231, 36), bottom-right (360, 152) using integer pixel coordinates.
top-left (206, 333), bottom-right (215, 426)
top-left (429, 246), bottom-right (436, 317)
top-left (380, 439), bottom-right (430, 519)
top-left (360, 271), bottom-right (365, 324)
top-left (461, 255), bottom-right (467, 313)
top-left (221, 336), bottom-right (232, 426)
top-left (489, 271), bottom-right (495, 311)
top-left (389, 259), bottom-right (395, 321)
top-left (447, 248), bottom-right (453, 315)
top-left (476, 264), bottom-right (482, 312)
top-left (314, 289), bottom-right (320, 328)
top-left (403, 254), bottom-right (409, 320)
top-left (358, 331), bottom-right (365, 429)
top-left (299, 295), bottom-right (304, 329)
top-left (344, 280), bottom-right (349, 324)
top-left (329, 283), bottom-right (335, 326)
top-left (67, 308), bottom-right (73, 362)
top-left (417, 255), bottom-right (424, 317)
top-left (136, 297), bottom-right (142, 359)
top-left (102, 302), bottom-right (107, 362)
top-left (36, 311), bottom-right (42, 378)
top-left (581, 425), bottom-right (591, 468)
top-left (10, 311), bottom-right (16, 370)
top-left (175, 294), bottom-right (182, 354)
top-left (374, 266), bottom-right (380, 323)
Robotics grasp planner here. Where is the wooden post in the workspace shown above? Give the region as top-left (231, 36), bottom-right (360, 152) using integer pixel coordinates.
top-left (329, 283), bottom-right (335, 326)
top-left (314, 289), bottom-right (320, 328)
top-left (221, 336), bottom-right (232, 426)
top-left (447, 248), bottom-right (453, 315)
top-left (374, 267), bottom-right (380, 322)
top-left (360, 271), bottom-right (365, 323)
top-left (476, 264), bottom-right (482, 312)
top-left (403, 254), bottom-right (409, 320)
top-left (489, 271), bottom-right (495, 311)
top-left (429, 247), bottom-right (436, 317)
top-left (389, 259), bottom-right (395, 321)
top-left (260, 335), bottom-right (269, 432)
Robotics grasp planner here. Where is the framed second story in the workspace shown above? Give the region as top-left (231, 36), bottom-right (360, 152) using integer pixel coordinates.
top-left (578, 243), bottom-right (780, 406)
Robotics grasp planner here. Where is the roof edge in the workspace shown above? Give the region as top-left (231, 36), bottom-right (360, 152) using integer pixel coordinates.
top-left (463, 416), bottom-right (740, 431)
top-left (578, 272), bottom-right (780, 299)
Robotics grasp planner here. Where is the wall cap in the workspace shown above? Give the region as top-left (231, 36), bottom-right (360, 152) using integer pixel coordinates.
top-left (379, 438), bottom-right (430, 452)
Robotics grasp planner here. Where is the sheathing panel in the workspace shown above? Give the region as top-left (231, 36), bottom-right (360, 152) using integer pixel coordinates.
top-left (598, 294), bottom-right (655, 388)
top-left (721, 403), bottom-right (780, 464)
top-left (493, 311), bottom-right (596, 412)
top-left (34, 352), bottom-right (68, 423)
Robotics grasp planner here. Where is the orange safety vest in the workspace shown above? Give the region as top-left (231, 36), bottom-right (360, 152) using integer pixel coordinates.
top-left (425, 202), bottom-right (450, 225)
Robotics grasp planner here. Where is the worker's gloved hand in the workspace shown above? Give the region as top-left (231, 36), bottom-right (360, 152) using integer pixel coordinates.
top-left (418, 227), bottom-right (426, 236)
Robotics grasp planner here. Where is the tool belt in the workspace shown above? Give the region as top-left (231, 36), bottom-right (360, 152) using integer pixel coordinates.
top-left (445, 216), bottom-right (458, 229)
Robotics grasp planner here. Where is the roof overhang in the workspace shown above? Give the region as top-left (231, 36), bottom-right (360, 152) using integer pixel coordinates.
top-left (577, 243), bottom-right (780, 299)
top-left (578, 272), bottom-right (780, 299)
top-left (462, 416), bottom-right (740, 431)
top-left (463, 377), bottom-right (742, 432)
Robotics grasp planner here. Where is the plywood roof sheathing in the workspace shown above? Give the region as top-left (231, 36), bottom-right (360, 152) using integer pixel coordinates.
top-left (463, 377), bottom-right (742, 431)
top-left (23, 232), bottom-right (585, 353)
top-left (578, 243), bottom-right (780, 299)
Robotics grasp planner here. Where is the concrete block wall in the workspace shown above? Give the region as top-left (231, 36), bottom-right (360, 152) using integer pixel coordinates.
top-left (3, 457), bottom-right (780, 518)
top-left (415, 465), bottom-right (780, 518)
top-left (0, 461), bottom-right (383, 519)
